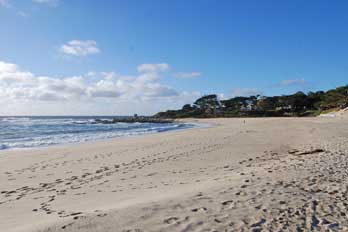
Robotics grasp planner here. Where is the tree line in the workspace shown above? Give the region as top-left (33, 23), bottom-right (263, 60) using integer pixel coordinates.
top-left (154, 85), bottom-right (348, 118)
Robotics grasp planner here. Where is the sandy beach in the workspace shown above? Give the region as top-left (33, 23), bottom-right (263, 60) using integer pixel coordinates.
top-left (1, 116), bottom-right (348, 232)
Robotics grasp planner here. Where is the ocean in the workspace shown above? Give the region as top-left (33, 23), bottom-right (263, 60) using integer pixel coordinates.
top-left (0, 116), bottom-right (194, 150)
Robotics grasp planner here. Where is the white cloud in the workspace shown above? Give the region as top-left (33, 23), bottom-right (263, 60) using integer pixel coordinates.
top-left (137, 63), bottom-right (170, 73)
top-left (231, 88), bottom-right (262, 97)
top-left (60, 40), bottom-right (100, 57)
top-left (279, 78), bottom-right (306, 86)
top-left (173, 72), bottom-right (201, 78)
top-left (32, 0), bottom-right (59, 7)
top-left (0, 61), bottom-right (35, 84)
top-left (0, 61), bottom-right (199, 115)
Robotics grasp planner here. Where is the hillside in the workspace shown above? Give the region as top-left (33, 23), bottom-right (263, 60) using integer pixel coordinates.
top-left (155, 85), bottom-right (348, 118)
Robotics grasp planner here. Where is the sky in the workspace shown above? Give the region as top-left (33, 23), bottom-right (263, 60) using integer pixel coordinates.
top-left (1, 0), bottom-right (348, 115)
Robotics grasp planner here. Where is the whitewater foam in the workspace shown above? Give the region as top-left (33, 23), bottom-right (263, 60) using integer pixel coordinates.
top-left (0, 116), bottom-right (195, 150)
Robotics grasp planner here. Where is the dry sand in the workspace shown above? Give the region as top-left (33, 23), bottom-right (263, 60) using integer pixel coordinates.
top-left (1, 117), bottom-right (348, 232)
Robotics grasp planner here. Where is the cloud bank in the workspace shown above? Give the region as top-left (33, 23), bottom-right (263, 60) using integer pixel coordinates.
top-left (0, 61), bottom-right (199, 115)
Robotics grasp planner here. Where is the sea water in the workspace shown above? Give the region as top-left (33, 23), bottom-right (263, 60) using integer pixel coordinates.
top-left (0, 116), bottom-right (194, 150)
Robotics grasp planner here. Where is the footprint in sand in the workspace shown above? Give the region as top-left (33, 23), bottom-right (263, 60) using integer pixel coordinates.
top-left (191, 207), bottom-right (207, 212)
top-left (164, 217), bottom-right (179, 224)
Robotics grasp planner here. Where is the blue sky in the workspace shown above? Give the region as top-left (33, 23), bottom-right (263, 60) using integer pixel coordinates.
top-left (1, 0), bottom-right (348, 115)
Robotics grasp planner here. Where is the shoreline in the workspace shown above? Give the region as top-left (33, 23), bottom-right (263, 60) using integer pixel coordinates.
top-left (1, 117), bottom-right (348, 231)
top-left (0, 121), bottom-right (205, 153)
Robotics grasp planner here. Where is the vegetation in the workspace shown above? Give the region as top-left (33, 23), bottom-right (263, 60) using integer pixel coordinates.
top-left (154, 85), bottom-right (348, 118)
